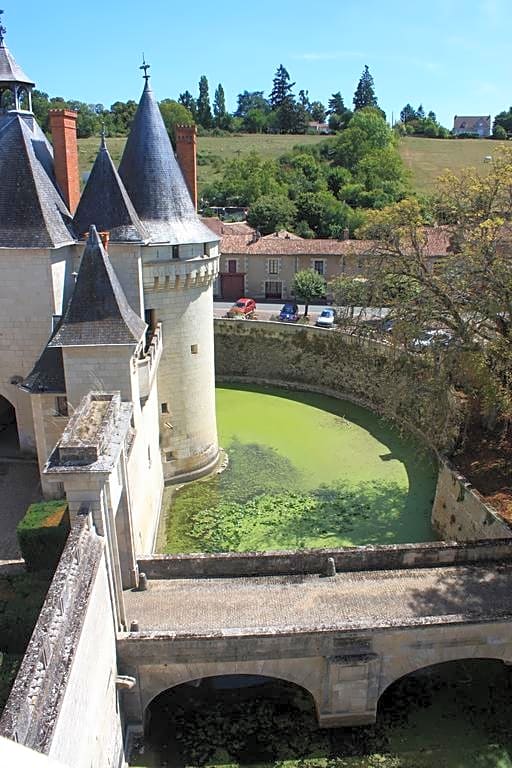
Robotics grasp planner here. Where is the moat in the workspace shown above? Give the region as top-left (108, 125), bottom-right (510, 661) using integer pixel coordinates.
top-left (160, 384), bottom-right (437, 553)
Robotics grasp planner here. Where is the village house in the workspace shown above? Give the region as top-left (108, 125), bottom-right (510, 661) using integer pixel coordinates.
top-left (452, 115), bottom-right (491, 137)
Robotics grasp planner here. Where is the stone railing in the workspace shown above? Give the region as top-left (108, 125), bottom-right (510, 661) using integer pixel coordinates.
top-left (140, 538), bottom-right (512, 580)
top-left (137, 323), bottom-right (163, 401)
top-left (0, 515), bottom-right (103, 753)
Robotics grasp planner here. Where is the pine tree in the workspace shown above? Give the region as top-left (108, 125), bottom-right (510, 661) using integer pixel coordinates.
top-left (328, 92), bottom-right (346, 115)
top-left (400, 103), bottom-right (416, 123)
top-left (353, 65), bottom-right (378, 111)
top-left (213, 84), bottom-right (227, 128)
top-left (178, 90), bottom-right (197, 119)
top-left (416, 104), bottom-right (425, 120)
top-left (269, 64), bottom-right (295, 110)
top-left (196, 76), bottom-right (213, 128)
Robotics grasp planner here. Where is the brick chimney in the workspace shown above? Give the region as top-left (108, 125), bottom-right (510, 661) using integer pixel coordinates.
top-left (49, 109), bottom-right (80, 215)
top-left (175, 124), bottom-right (198, 211)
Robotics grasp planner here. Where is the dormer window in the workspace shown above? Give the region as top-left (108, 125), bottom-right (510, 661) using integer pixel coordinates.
top-left (172, 245), bottom-right (179, 260)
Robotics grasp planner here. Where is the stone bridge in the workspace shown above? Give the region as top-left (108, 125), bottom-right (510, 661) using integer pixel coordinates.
top-left (118, 541), bottom-right (512, 732)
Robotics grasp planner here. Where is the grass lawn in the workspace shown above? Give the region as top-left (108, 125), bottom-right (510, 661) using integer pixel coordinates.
top-left (399, 136), bottom-right (508, 192)
top-left (77, 133), bottom-right (508, 198)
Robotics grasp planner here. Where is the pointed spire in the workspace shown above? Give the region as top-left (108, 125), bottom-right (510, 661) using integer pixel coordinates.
top-left (73, 135), bottom-right (148, 242)
top-left (118, 73), bottom-right (217, 245)
top-left (0, 11), bottom-right (35, 92)
top-left (49, 225), bottom-right (147, 347)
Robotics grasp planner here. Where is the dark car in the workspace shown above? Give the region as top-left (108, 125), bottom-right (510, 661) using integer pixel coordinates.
top-left (279, 302), bottom-right (299, 322)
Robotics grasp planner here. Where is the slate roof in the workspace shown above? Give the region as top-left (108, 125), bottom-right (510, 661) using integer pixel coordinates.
top-left (74, 136), bottom-right (149, 242)
top-left (49, 226), bottom-right (147, 347)
top-left (0, 43), bottom-right (34, 85)
top-left (118, 81), bottom-right (218, 245)
top-left (21, 332), bottom-right (65, 394)
top-left (0, 114), bottom-right (75, 248)
top-left (453, 115), bottom-right (491, 135)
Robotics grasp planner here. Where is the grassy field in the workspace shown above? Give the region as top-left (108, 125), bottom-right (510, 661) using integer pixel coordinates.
top-left (400, 136), bottom-right (508, 192)
top-left (77, 134), bottom-right (508, 197)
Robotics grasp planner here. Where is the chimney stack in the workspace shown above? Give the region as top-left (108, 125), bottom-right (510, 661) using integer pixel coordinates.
top-left (175, 124), bottom-right (198, 211)
top-left (49, 109), bottom-right (80, 215)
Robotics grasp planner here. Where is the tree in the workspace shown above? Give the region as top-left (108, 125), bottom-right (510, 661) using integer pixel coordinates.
top-left (329, 275), bottom-right (370, 318)
top-left (159, 99), bottom-right (194, 145)
top-left (293, 269), bottom-right (326, 317)
top-left (353, 65), bottom-right (378, 111)
top-left (357, 156), bottom-right (512, 423)
top-left (235, 90), bottom-right (269, 118)
top-left (269, 64), bottom-right (295, 110)
top-left (310, 101), bottom-right (326, 122)
top-left (247, 194), bottom-right (296, 235)
top-left (416, 104), bottom-right (425, 120)
top-left (243, 108), bottom-right (268, 133)
top-left (400, 104), bottom-right (416, 124)
top-left (196, 75), bottom-right (213, 128)
top-left (494, 124), bottom-right (507, 139)
top-left (428, 110), bottom-right (437, 123)
top-left (494, 107), bottom-right (512, 136)
top-left (213, 83), bottom-right (229, 129)
top-left (178, 91), bottom-right (197, 119)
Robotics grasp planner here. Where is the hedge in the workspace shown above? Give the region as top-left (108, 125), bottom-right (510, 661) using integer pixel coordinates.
top-left (16, 500), bottom-right (70, 572)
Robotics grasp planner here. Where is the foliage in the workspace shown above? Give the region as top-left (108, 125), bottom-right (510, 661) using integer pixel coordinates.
top-left (493, 106), bottom-right (512, 136)
top-left (17, 500), bottom-right (70, 572)
top-left (330, 275), bottom-right (370, 309)
top-left (293, 269), bottom-right (326, 315)
top-left (493, 124), bottom-right (507, 140)
top-left (178, 90), bottom-right (197, 119)
top-left (269, 64), bottom-right (295, 110)
top-left (213, 83), bottom-right (230, 130)
top-left (0, 572), bottom-right (51, 654)
top-left (202, 152), bottom-right (286, 206)
top-left (247, 194), bottom-right (296, 234)
top-left (353, 65), bottom-right (379, 112)
top-left (158, 99), bottom-right (194, 146)
top-left (196, 75), bottom-right (213, 128)
top-left (357, 155), bottom-right (512, 421)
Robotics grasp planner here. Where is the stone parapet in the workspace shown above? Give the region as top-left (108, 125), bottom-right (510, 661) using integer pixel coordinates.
top-left (142, 253), bottom-right (218, 292)
top-left (0, 515), bottom-right (103, 751)
top-left (138, 538), bottom-right (512, 579)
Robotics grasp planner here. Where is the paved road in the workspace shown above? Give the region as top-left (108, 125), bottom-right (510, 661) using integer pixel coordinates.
top-left (124, 563), bottom-right (512, 635)
top-left (213, 301), bottom-right (388, 325)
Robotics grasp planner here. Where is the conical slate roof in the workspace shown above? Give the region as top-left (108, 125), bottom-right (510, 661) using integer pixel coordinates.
top-left (21, 322), bottom-right (65, 394)
top-left (49, 226), bottom-right (147, 347)
top-left (0, 115), bottom-right (74, 248)
top-left (0, 43), bottom-right (34, 86)
top-left (118, 81), bottom-right (217, 245)
top-left (74, 136), bottom-right (149, 242)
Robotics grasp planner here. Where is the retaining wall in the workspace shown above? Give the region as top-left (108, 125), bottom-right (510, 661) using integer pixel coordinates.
top-left (432, 460), bottom-right (512, 540)
top-left (214, 320), bottom-right (462, 453)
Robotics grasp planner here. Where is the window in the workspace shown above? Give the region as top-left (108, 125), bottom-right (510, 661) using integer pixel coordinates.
top-left (172, 245), bottom-right (179, 260)
top-left (265, 281), bottom-right (282, 299)
top-left (165, 451), bottom-right (173, 462)
top-left (191, 344), bottom-right (198, 355)
top-left (227, 259), bottom-right (237, 274)
top-left (55, 397), bottom-right (68, 417)
top-left (268, 259), bottom-right (279, 275)
top-left (313, 260), bottom-right (325, 276)
top-left (161, 402), bottom-right (169, 414)
top-left (203, 243), bottom-right (209, 257)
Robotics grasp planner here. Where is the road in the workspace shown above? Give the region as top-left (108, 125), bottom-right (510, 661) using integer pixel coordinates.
top-left (213, 301), bottom-right (389, 324)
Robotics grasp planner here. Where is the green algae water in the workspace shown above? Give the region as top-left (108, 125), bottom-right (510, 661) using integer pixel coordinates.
top-left (161, 385), bottom-right (437, 553)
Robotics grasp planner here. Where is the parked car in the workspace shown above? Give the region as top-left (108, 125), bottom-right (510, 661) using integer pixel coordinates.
top-left (315, 308), bottom-right (335, 329)
top-left (411, 329), bottom-right (453, 350)
top-left (226, 297), bottom-right (256, 318)
top-left (279, 302), bottom-right (299, 322)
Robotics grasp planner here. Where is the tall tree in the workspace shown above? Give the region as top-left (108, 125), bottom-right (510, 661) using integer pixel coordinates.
top-left (178, 90), bottom-right (197, 119)
top-left (416, 104), bottom-right (425, 120)
top-left (269, 64), bottom-right (295, 110)
top-left (196, 76), bottom-right (213, 128)
top-left (310, 101), bottom-right (326, 122)
top-left (293, 269), bottom-right (326, 317)
top-left (400, 103), bottom-right (416, 123)
top-left (353, 65), bottom-right (378, 111)
top-left (213, 83), bottom-right (228, 128)
top-left (235, 90), bottom-right (269, 117)
top-left (159, 99), bottom-right (194, 145)
top-left (328, 92), bottom-right (346, 115)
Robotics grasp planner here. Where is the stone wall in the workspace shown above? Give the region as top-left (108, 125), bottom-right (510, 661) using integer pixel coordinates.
top-left (214, 320), bottom-right (462, 453)
top-left (432, 460), bottom-right (512, 540)
top-left (0, 517), bottom-right (124, 768)
top-left (138, 538), bottom-right (512, 579)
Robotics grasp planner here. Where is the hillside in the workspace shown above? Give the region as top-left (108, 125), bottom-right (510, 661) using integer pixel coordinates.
top-left (77, 134), bottom-right (509, 198)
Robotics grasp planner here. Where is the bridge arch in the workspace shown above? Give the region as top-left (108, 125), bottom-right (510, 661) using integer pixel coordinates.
top-left (377, 651), bottom-right (512, 710)
top-left (139, 657), bottom-right (325, 724)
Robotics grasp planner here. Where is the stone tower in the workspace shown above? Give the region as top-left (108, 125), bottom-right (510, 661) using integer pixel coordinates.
top-left (76, 67), bottom-right (220, 483)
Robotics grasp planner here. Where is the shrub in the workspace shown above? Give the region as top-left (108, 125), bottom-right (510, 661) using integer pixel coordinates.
top-left (17, 500), bottom-right (70, 572)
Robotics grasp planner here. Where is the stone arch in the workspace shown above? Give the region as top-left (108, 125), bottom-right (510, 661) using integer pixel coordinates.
top-left (139, 657), bottom-right (325, 725)
top-left (377, 648), bottom-right (512, 709)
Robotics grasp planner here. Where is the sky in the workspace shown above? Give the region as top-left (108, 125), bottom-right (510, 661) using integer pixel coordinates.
top-left (3, 0), bottom-right (511, 128)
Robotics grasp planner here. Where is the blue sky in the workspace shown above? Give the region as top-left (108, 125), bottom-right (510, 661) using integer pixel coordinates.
top-left (4, 0), bottom-right (510, 127)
